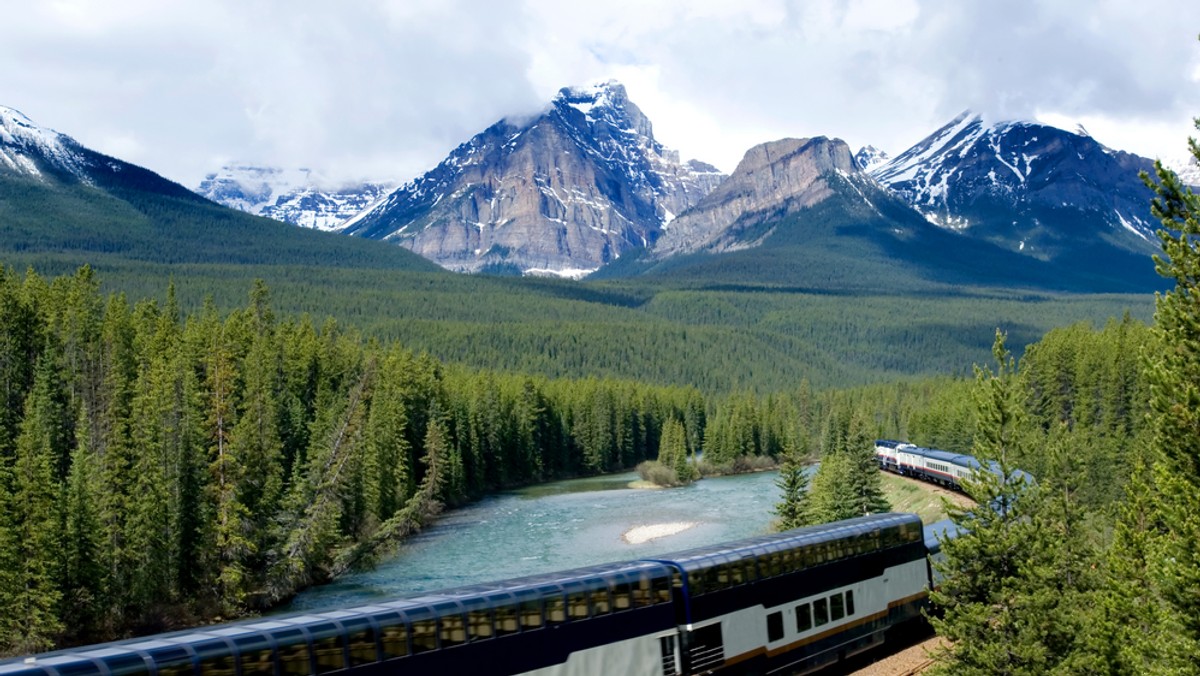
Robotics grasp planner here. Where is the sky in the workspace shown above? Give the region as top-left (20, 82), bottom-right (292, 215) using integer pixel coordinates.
top-left (3, 0), bottom-right (1199, 189)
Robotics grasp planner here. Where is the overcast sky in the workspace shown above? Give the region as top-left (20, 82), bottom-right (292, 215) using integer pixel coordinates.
top-left (4, 0), bottom-right (1199, 188)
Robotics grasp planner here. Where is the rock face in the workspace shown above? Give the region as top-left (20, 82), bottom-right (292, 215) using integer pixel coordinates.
top-left (196, 166), bottom-right (392, 232)
top-left (652, 136), bottom-right (861, 256)
top-left (872, 112), bottom-right (1158, 258)
top-left (341, 81), bottom-right (725, 277)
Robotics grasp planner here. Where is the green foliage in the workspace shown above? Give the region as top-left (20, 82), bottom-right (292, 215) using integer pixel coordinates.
top-left (930, 332), bottom-right (1097, 675)
top-left (0, 267), bottom-right (725, 653)
top-left (773, 435), bottom-right (812, 530)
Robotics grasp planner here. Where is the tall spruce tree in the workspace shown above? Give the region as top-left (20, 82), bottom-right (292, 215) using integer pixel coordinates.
top-left (1136, 114), bottom-right (1200, 673)
top-left (929, 331), bottom-right (1090, 674)
top-left (774, 435), bottom-right (811, 530)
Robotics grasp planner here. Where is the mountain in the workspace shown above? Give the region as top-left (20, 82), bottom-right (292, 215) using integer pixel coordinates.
top-left (196, 165), bottom-right (393, 231)
top-left (651, 136), bottom-right (865, 257)
top-left (1, 105), bottom-right (211, 203)
top-left (340, 80), bottom-right (725, 278)
top-left (854, 145), bottom-right (890, 172)
top-left (0, 105), bottom-right (436, 274)
top-left (598, 129), bottom-right (1159, 293)
top-left (871, 112), bottom-right (1159, 264)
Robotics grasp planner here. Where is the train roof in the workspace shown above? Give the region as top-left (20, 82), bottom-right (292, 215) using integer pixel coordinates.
top-left (898, 445), bottom-right (981, 469)
top-left (652, 513), bottom-right (922, 573)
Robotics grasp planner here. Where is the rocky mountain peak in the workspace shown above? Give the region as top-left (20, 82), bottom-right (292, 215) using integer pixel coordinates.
top-left (854, 145), bottom-right (890, 172)
top-left (652, 136), bottom-right (864, 256)
top-left (872, 110), bottom-right (1158, 255)
top-left (341, 80), bottom-right (726, 277)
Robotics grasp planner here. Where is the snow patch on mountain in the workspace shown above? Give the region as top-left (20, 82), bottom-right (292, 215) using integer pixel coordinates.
top-left (0, 105), bottom-right (91, 181)
top-left (854, 145), bottom-right (890, 172)
top-left (873, 110), bottom-right (1160, 248)
top-left (196, 165), bottom-right (393, 231)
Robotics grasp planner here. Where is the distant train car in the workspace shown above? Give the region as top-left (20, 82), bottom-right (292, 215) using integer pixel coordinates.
top-left (878, 441), bottom-right (980, 491)
top-left (0, 515), bottom-right (930, 676)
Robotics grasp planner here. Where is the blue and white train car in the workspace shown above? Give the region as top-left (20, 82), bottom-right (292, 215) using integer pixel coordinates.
top-left (0, 515), bottom-right (932, 676)
top-left (888, 443), bottom-right (980, 491)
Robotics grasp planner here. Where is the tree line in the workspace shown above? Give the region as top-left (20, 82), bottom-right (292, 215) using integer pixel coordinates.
top-left (0, 267), bottom-right (712, 654)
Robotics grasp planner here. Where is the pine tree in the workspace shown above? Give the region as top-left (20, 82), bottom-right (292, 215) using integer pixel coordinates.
top-left (1136, 115), bottom-right (1200, 673)
top-left (5, 352), bottom-right (67, 652)
top-left (774, 435), bottom-right (811, 530)
top-left (929, 331), bottom-right (1092, 674)
top-left (845, 410), bottom-right (890, 516)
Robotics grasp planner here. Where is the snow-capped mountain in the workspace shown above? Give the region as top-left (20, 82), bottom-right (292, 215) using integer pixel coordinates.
top-left (196, 165), bottom-right (393, 232)
top-left (1, 104), bottom-right (208, 205)
top-left (0, 105), bottom-right (92, 179)
top-left (341, 80), bottom-right (726, 277)
top-left (872, 112), bottom-right (1158, 258)
top-left (854, 145), bottom-right (890, 172)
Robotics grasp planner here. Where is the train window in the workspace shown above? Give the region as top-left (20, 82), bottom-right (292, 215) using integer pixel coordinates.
top-left (743, 560), bottom-right (758, 583)
top-left (519, 599), bottom-right (544, 630)
top-left (378, 621), bottom-right (410, 659)
top-left (632, 578), bottom-right (654, 607)
top-left (240, 647), bottom-right (274, 675)
top-left (199, 651), bottom-right (237, 676)
top-left (468, 609), bottom-right (494, 641)
top-left (763, 553), bottom-right (781, 577)
top-left (590, 587), bottom-right (612, 616)
top-left (567, 590), bottom-right (590, 620)
top-left (813, 598), bottom-right (829, 627)
top-left (796, 603), bottom-right (812, 632)
top-left (612, 582), bottom-right (632, 611)
top-left (545, 595), bottom-right (567, 625)
top-left (439, 613), bottom-right (468, 647)
top-left (411, 619), bottom-right (438, 654)
top-left (766, 611), bottom-right (784, 643)
top-left (101, 653), bottom-right (151, 676)
top-left (494, 604), bottom-right (519, 635)
top-left (715, 565), bottom-right (731, 589)
top-left (312, 634), bottom-right (346, 674)
top-left (145, 646), bottom-right (193, 676)
top-left (845, 590), bottom-right (855, 616)
top-left (344, 623), bottom-right (380, 666)
top-left (830, 594), bottom-right (845, 621)
top-left (50, 659), bottom-right (104, 676)
top-left (655, 576), bottom-right (672, 604)
top-left (235, 635), bottom-right (275, 676)
top-left (194, 639), bottom-right (237, 676)
top-left (276, 630), bottom-right (313, 676)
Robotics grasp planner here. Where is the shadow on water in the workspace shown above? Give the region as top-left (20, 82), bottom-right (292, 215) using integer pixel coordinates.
top-left (515, 472), bottom-right (642, 498)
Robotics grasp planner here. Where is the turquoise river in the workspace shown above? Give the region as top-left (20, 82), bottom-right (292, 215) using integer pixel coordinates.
top-left (286, 470), bottom-right (783, 613)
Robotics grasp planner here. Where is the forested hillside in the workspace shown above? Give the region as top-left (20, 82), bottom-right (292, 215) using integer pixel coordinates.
top-left (0, 266), bottom-right (718, 652)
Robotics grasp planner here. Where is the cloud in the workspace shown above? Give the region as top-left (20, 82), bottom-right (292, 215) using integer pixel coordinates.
top-left (2, 0), bottom-right (1198, 185)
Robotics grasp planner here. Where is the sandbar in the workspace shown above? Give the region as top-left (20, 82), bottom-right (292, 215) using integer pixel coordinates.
top-left (622, 521), bottom-right (698, 545)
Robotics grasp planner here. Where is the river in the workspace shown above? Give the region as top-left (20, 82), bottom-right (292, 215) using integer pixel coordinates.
top-left (286, 470), bottom-right (783, 613)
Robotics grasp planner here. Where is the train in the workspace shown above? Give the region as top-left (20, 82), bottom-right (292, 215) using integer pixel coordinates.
top-left (0, 443), bottom-right (973, 676)
top-left (874, 440), bottom-right (982, 491)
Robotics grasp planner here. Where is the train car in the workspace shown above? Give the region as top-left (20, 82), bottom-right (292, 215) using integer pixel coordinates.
top-left (892, 445), bottom-right (980, 491)
top-left (873, 440), bottom-right (912, 473)
top-left (0, 515), bottom-right (930, 676)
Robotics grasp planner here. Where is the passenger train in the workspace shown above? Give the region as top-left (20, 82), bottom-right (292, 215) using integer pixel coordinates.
top-left (1, 442), bottom-right (973, 676)
top-left (873, 440), bottom-right (983, 491)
